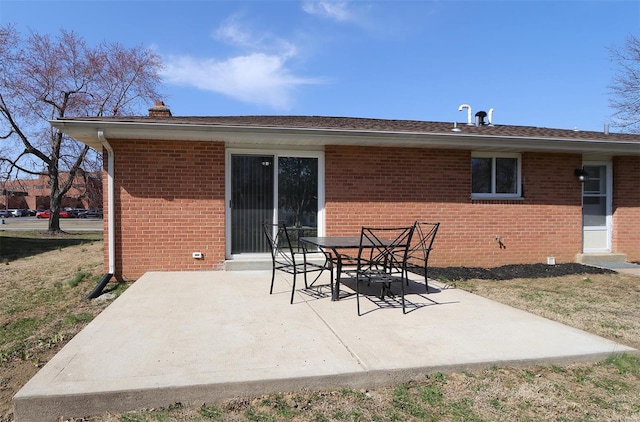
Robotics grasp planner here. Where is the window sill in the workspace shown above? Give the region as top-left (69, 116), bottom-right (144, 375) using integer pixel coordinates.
top-left (471, 196), bottom-right (525, 204)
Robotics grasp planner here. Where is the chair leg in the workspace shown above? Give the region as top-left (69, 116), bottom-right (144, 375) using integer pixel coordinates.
top-left (401, 280), bottom-right (406, 314)
top-left (303, 270), bottom-right (309, 289)
top-left (356, 277), bottom-right (361, 316)
top-left (424, 264), bottom-right (429, 293)
top-left (269, 266), bottom-right (276, 294)
top-left (290, 272), bottom-right (297, 304)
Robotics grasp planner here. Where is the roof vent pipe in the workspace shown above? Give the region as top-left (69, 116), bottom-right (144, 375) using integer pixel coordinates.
top-left (488, 108), bottom-right (494, 125)
top-left (475, 111), bottom-right (487, 126)
top-left (458, 104), bottom-right (472, 125)
top-left (604, 123), bottom-right (609, 135)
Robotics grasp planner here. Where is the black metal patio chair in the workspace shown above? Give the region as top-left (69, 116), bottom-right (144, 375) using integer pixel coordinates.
top-left (263, 222), bottom-right (333, 304)
top-left (353, 225), bottom-right (415, 315)
top-left (405, 221), bottom-right (440, 292)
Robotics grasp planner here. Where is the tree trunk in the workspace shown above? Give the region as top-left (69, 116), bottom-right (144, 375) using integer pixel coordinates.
top-left (48, 203), bottom-right (61, 231)
top-left (48, 170), bottom-right (62, 232)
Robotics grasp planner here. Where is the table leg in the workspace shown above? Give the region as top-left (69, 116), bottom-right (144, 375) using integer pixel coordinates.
top-left (332, 249), bottom-right (341, 301)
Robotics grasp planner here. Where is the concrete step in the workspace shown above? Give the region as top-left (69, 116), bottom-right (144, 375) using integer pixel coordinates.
top-left (224, 255), bottom-right (330, 271)
top-left (224, 258), bottom-right (272, 271)
top-left (576, 253), bottom-right (627, 264)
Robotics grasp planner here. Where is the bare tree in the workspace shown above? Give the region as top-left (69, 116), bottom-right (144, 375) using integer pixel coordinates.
top-left (0, 25), bottom-right (163, 231)
top-left (609, 34), bottom-right (640, 133)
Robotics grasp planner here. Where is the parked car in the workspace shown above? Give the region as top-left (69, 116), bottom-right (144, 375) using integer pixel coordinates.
top-left (35, 210), bottom-right (71, 219)
top-left (11, 209), bottom-right (29, 217)
top-left (83, 209), bottom-right (103, 218)
top-left (0, 210), bottom-right (12, 218)
top-left (64, 208), bottom-right (88, 218)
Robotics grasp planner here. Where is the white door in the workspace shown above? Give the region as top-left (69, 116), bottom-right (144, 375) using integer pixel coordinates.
top-left (582, 163), bottom-right (612, 253)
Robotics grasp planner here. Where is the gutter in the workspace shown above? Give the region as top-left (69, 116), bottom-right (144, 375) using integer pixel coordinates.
top-left (84, 129), bottom-right (115, 299)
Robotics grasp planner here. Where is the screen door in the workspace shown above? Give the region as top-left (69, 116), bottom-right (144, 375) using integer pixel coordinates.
top-left (582, 164), bottom-right (612, 253)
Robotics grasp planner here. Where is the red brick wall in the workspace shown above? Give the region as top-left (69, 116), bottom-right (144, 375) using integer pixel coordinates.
top-left (102, 141), bottom-right (638, 279)
top-left (325, 146), bottom-right (584, 267)
top-left (613, 156), bottom-right (640, 261)
top-left (104, 140), bottom-right (225, 280)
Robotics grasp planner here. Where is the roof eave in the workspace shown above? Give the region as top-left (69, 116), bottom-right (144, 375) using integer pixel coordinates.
top-left (50, 120), bottom-right (640, 156)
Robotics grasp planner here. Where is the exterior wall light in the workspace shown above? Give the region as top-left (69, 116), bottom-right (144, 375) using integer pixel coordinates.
top-left (574, 168), bottom-right (589, 182)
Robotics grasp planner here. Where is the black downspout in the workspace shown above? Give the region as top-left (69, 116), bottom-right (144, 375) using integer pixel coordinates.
top-left (84, 273), bottom-right (113, 300)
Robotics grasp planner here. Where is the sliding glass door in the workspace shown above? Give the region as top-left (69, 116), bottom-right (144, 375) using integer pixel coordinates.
top-left (228, 151), bottom-right (323, 256)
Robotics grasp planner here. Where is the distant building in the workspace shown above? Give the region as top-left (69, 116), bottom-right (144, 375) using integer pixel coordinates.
top-left (1, 171), bottom-right (102, 210)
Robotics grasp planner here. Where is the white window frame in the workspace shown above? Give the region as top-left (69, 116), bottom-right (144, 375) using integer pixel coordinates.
top-left (471, 152), bottom-right (522, 199)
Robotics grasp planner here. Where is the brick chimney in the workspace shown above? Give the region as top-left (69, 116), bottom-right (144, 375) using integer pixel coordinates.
top-left (148, 101), bottom-right (172, 117)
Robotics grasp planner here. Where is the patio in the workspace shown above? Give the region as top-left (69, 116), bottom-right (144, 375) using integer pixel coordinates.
top-left (13, 270), bottom-right (638, 421)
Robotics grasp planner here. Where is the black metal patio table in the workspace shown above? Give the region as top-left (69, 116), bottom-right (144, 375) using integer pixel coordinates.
top-left (299, 236), bottom-right (366, 301)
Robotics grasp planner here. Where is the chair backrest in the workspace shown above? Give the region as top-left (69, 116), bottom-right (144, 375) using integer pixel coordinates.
top-left (407, 222), bottom-right (440, 265)
top-left (262, 222), bottom-right (296, 265)
top-left (263, 222), bottom-right (319, 262)
top-left (359, 226), bottom-right (415, 272)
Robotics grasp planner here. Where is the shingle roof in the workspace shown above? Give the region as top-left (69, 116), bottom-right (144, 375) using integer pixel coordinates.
top-left (63, 115), bottom-right (639, 143)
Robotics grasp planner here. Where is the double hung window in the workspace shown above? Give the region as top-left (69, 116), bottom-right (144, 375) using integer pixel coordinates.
top-left (471, 152), bottom-right (521, 198)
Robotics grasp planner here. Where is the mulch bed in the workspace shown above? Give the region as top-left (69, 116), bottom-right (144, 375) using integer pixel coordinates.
top-left (424, 263), bottom-right (615, 282)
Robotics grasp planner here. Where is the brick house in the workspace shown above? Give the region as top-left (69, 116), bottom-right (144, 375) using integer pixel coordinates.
top-left (51, 104), bottom-right (640, 281)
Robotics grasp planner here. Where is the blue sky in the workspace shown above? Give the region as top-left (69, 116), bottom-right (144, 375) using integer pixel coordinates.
top-left (1, 0), bottom-right (638, 132)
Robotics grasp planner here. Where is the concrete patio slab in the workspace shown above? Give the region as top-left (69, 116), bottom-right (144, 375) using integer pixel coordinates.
top-left (13, 270), bottom-right (638, 421)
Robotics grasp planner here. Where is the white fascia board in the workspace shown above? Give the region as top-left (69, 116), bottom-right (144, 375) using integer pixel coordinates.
top-left (50, 120), bottom-right (640, 156)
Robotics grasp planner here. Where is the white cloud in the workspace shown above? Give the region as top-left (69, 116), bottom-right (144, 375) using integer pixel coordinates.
top-left (215, 19), bottom-right (257, 48)
top-left (302, 1), bottom-right (354, 22)
top-left (301, 1), bottom-right (378, 33)
top-left (162, 53), bottom-right (318, 110)
top-left (215, 16), bottom-right (298, 58)
top-left (161, 17), bottom-right (319, 110)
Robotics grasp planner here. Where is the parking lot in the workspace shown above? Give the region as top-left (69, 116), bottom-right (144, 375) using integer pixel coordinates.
top-left (0, 216), bottom-right (103, 231)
